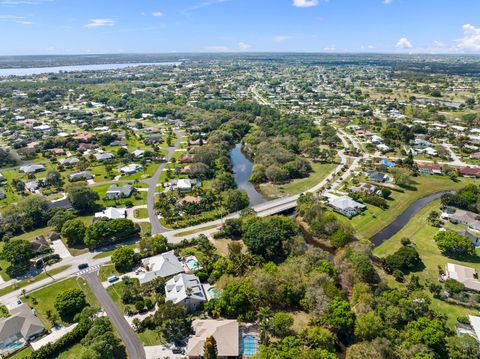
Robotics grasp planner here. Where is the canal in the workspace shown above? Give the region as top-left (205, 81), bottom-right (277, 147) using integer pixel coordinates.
top-left (230, 144), bottom-right (267, 207)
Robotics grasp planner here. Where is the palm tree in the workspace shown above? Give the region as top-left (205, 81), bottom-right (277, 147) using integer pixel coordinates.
top-left (257, 307), bottom-right (273, 345)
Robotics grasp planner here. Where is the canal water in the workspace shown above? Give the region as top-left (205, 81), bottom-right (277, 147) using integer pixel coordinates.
top-left (0, 62), bottom-right (181, 77)
top-left (370, 191), bottom-right (453, 247)
top-left (230, 144), bottom-right (266, 207)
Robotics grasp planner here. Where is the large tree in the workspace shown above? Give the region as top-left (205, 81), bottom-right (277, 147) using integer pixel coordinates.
top-left (67, 185), bottom-right (100, 213)
top-left (55, 288), bottom-right (87, 318)
top-left (243, 216), bottom-right (297, 262)
top-left (61, 218), bottom-right (86, 245)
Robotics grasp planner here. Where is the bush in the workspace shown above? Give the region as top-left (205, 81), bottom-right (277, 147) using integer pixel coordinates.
top-left (445, 278), bottom-right (465, 294)
top-left (112, 247), bottom-right (137, 272)
top-left (383, 246), bottom-right (421, 274)
top-left (54, 288), bottom-right (87, 318)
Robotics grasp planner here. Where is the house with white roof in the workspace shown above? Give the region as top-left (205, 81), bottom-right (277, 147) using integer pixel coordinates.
top-left (119, 163), bottom-right (143, 175)
top-left (187, 320), bottom-right (239, 358)
top-left (138, 250), bottom-right (185, 285)
top-left (19, 164), bottom-right (45, 174)
top-left (165, 273), bottom-right (206, 311)
top-left (94, 207), bottom-right (126, 220)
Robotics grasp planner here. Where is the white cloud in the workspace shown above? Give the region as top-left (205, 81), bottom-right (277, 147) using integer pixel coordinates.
top-left (273, 35), bottom-right (293, 42)
top-left (395, 37), bottom-right (413, 49)
top-left (85, 18), bottom-right (114, 28)
top-left (457, 24), bottom-right (480, 51)
top-left (206, 45), bottom-right (231, 52)
top-left (293, 0), bottom-right (319, 8)
top-left (323, 46), bottom-right (335, 51)
top-left (239, 42), bottom-right (250, 51)
top-left (152, 12), bottom-right (164, 17)
top-left (0, 15), bottom-right (33, 25)
top-left (383, 0), bottom-right (393, 4)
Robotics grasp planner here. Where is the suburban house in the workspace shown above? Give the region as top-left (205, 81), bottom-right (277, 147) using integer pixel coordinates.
top-left (441, 208), bottom-right (480, 232)
top-left (457, 315), bottom-right (480, 343)
top-left (176, 196), bottom-right (202, 206)
top-left (459, 167), bottom-right (480, 178)
top-left (350, 183), bottom-right (378, 195)
top-left (31, 235), bottom-right (51, 255)
top-left (144, 135), bottom-right (163, 144)
top-left (119, 164), bottom-right (143, 175)
top-left (94, 152), bottom-right (114, 162)
top-left (187, 320), bottom-right (239, 358)
top-left (68, 171), bottom-right (93, 182)
top-left (165, 274), bottom-right (206, 311)
top-left (94, 207), bottom-right (127, 220)
top-left (445, 263), bottom-right (480, 291)
top-left (132, 149), bottom-right (145, 158)
top-left (0, 304), bottom-right (45, 356)
top-left (459, 230), bottom-right (480, 248)
top-left (328, 196), bottom-right (366, 218)
top-left (25, 180), bottom-right (41, 193)
top-left (138, 250), bottom-right (185, 285)
top-left (105, 184), bottom-right (134, 200)
top-left (59, 157), bottom-right (80, 166)
top-left (367, 171), bottom-right (389, 183)
top-left (19, 164), bottom-right (45, 174)
top-left (418, 163), bottom-right (442, 175)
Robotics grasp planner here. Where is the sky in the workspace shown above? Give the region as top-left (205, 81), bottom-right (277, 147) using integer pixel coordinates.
top-left (1, 0), bottom-right (480, 55)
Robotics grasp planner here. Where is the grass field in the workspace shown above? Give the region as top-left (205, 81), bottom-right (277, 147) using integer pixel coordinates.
top-left (98, 264), bottom-right (120, 282)
top-left (173, 224), bottom-right (218, 237)
top-left (106, 281), bottom-right (127, 313)
top-left (23, 277), bottom-right (98, 329)
top-left (349, 175), bottom-right (475, 240)
top-left (8, 346), bottom-right (33, 359)
top-left (134, 207), bottom-right (149, 218)
top-left (259, 162), bottom-right (337, 199)
top-left (373, 199), bottom-right (480, 328)
top-left (138, 328), bottom-right (164, 346)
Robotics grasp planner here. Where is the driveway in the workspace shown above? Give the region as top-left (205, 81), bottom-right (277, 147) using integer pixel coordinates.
top-left (82, 271), bottom-right (146, 359)
top-left (50, 239), bottom-right (71, 259)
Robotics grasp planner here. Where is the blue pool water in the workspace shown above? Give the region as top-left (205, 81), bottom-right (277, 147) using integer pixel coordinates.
top-left (186, 258), bottom-right (199, 270)
top-left (5, 341), bottom-right (24, 350)
top-left (207, 287), bottom-right (219, 299)
top-left (242, 335), bottom-right (257, 356)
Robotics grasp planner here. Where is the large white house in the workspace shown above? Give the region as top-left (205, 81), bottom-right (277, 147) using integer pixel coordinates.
top-left (165, 274), bottom-right (206, 311)
top-left (94, 207), bottom-right (126, 220)
top-left (138, 250), bottom-right (185, 285)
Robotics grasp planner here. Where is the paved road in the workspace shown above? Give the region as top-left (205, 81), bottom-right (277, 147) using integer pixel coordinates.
top-left (82, 271), bottom-right (146, 359)
top-left (148, 131), bottom-right (183, 234)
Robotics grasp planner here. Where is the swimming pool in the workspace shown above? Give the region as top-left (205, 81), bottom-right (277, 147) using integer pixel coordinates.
top-left (241, 335), bottom-right (257, 356)
top-left (207, 287), bottom-right (219, 299)
top-left (186, 258), bottom-right (199, 270)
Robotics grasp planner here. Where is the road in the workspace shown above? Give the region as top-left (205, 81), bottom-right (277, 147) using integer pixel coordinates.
top-left (148, 131), bottom-right (183, 235)
top-left (82, 271), bottom-right (146, 359)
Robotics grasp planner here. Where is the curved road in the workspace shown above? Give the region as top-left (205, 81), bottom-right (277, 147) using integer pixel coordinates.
top-left (148, 131), bottom-right (183, 234)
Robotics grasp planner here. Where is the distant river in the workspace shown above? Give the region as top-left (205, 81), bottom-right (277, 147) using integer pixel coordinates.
top-left (230, 144), bottom-right (266, 207)
top-left (0, 62), bottom-right (181, 77)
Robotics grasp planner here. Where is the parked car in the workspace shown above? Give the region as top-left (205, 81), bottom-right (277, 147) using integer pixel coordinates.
top-left (78, 263), bottom-right (89, 270)
top-left (107, 275), bottom-right (119, 283)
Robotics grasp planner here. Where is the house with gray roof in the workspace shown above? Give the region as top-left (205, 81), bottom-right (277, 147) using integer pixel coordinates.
top-left (68, 171), bottom-right (93, 182)
top-left (139, 250), bottom-right (185, 285)
top-left (328, 195), bottom-right (366, 218)
top-left (0, 304), bottom-right (45, 355)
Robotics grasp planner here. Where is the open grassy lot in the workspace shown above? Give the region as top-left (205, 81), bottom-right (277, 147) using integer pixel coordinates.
top-left (8, 346), bottom-right (33, 359)
top-left (98, 264), bottom-right (120, 282)
top-left (23, 277), bottom-right (98, 329)
top-left (350, 175), bottom-right (475, 240)
top-left (134, 207), bottom-right (149, 218)
top-left (173, 224), bottom-right (218, 237)
top-left (373, 199), bottom-right (480, 328)
top-left (138, 328), bottom-right (164, 346)
top-left (106, 281), bottom-right (128, 313)
top-left (259, 162), bottom-right (337, 199)
top-left (56, 343), bottom-right (84, 359)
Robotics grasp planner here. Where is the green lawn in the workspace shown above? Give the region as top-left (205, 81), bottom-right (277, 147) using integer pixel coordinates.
top-left (259, 162), bottom-right (337, 199)
top-left (98, 264), bottom-right (120, 282)
top-left (91, 184), bottom-right (147, 207)
top-left (350, 175), bottom-right (475, 240)
top-left (173, 224), bottom-right (219, 237)
top-left (92, 242), bottom-right (137, 259)
top-left (23, 277), bottom-right (98, 329)
top-left (8, 346), bottom-right (33, 359)
top-left (373, 199), bottom-right (480, 328)
top-left (56, 343), bottom-right (84, 359)
top-left (138, 328), bottom-right (164, 346)
top-left (106, 281), bottom-right (127, 313)
top-left (134, 207), bottom-right (149, 219)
